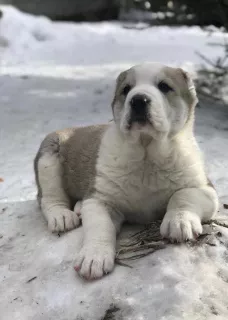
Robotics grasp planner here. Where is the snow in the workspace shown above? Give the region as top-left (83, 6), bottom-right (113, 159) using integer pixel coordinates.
top-left (0, 5), bottom-right (228, 320)
top-left (0, 5), bottom-right (227, 68)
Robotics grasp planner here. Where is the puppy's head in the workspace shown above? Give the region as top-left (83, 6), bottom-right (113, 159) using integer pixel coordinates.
top-left (112, 63), bottom-right (198, 140)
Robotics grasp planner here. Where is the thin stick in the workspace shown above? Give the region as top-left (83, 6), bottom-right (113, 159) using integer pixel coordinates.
top-left (196, 51), bottom-right (225, 70)
top-left (115, 259), bottom-right (133, 268)
top-left (205, 219), bottom-right (228, 228)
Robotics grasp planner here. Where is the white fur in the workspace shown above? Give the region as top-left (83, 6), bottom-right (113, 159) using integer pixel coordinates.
top-left (117, 63), bottom-right (191, 140)
top-left (76, 124), bottom-right (218, 278)
top-left (75, 63), bottom-right (218, 279)
top-left (74, 201), bottom-right (82, 217)
top-left (38, 153), bottom-right (80, 232)
top-left (75, 198), bottom-right (116, 279)
top-left (95, 125), bottom-right (218, 225)
top-left (160, 187), bottom-right (219, 241)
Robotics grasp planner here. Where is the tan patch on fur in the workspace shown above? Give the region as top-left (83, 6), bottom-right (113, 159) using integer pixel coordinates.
top-left (111, 70), bottom-right (128, 110)
top-left (163, 66), bottom-right (197, 107)
top-left (111, 68), bottom-right (136, 110)
top-left (58, 125), bottom-right (108, 201)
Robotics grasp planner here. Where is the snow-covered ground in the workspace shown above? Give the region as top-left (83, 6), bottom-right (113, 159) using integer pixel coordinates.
top-left (1, 6), bottom-right (228, 320)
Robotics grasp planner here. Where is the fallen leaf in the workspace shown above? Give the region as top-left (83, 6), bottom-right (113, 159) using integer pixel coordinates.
top-left (224, 204), bottom-right (228, 209)
top-left (0, 177), bottom-right (4, 182)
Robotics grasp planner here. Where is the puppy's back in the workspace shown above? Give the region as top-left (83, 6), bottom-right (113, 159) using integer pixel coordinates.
top-left (59, 124), bottom-right (108, 200)
top-left (35, 124), bottom-right (108, 204)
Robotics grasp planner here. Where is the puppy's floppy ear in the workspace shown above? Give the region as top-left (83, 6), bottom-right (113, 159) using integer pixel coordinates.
top-left (111, 70), bottom-right (127, 110)
top-left (116, 70), bottom-right (128, 87)
top-left (176, 68), bottom-right (198, 107)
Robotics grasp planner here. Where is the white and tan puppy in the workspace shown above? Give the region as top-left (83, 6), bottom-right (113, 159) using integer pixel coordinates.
top-left (34, 63), bottom-right (219, 280)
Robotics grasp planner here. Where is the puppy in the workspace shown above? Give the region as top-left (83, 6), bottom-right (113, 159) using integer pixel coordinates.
top-left (34, 63), bottom-right (219, 280)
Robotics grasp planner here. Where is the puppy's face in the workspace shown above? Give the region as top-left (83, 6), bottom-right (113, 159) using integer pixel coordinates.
top-left (112, 63), bottom-right (198, 140)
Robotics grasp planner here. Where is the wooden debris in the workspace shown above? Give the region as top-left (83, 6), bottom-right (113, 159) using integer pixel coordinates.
top-left (26, 276), bottom-right (37, 283)
top-left (116, 218), bottom-right (228, 265)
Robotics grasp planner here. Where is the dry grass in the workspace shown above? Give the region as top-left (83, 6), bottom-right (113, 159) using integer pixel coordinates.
top-left (115, 218), bottom-right (228, 265)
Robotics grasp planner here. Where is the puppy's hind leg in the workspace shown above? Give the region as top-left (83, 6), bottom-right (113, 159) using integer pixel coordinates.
top-left (34, 133), bottom-right (80, 233)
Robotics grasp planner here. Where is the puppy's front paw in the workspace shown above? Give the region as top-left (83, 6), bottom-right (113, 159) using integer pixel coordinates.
top-left (73, 201), bottom-right (82, 217)
top-left (74, 244), bottom-right (115, 280)
top-left (160, 210), bottom-right (202, 242)
top-left (48, 209), bottom-right (80, 233)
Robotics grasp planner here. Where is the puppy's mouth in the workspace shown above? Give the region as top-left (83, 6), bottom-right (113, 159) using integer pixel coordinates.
top-left (127, 113), bottom-right (152, 130)
top-left (126, 93), bottom-right (152, 130)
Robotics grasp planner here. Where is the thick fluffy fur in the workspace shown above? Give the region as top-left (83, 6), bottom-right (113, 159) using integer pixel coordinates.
top-left (34, 63), bottom-right (219, 280)
top-left (34, 125), bottom-right (107, 231)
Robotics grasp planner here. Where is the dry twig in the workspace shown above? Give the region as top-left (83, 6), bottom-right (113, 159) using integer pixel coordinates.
top-left (116, 215), bottom-right (228, 265)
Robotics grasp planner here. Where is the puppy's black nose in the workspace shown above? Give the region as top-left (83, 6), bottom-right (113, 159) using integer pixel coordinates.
top-left (130, 94), bottom-right (150, 114)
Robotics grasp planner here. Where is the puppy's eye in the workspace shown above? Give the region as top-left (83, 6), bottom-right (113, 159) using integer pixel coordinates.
top-left (122, 84), bottom-right (131, 96)
top-left (158, 81), bottom-right (173, 93)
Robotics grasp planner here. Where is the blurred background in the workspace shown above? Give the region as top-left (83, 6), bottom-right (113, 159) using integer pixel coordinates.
top-left (0, 1), bottom-right (228, 101)
top-left (0, 0), bottom-right (228, 26)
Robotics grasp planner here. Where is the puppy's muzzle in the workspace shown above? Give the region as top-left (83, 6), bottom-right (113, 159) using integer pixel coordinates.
top-left (129, 94), bottom-right (151, 124)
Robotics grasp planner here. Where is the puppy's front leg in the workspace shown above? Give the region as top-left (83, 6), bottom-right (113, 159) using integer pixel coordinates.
top-left (75, 198), bottom-right (122, 280)
top-left (160, 186), bottom-right (219, 242)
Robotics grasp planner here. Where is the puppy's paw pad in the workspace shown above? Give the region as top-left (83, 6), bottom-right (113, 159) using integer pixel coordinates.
top-left (48, 209), bottom-right (80, 233)
top-left (74, 245), bottom-right (115, 280)
top-left (160, 211), bottom-right (202, 242)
